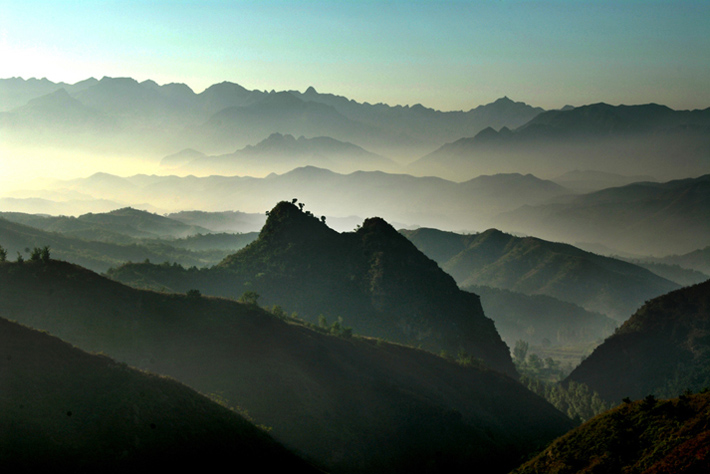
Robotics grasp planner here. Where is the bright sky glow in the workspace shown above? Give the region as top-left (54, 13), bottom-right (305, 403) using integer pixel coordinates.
top-left (1, 0), bottom-right (708, 110)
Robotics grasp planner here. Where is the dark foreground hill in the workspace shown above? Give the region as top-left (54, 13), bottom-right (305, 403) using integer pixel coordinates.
top-left (401, 227), bottom-right (678, 320)
top-left (0, 317), bottom-right (315, 473)
top-left (0, 259), bottom-right (572, 473)
top-left (566, 279), bottom-right (710, 403)
top-left (109, 201), bottom-right (517, 377)
top-left (511, 392), bottom-right (710, 474)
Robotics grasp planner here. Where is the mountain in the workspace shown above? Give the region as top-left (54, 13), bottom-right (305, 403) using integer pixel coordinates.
top-left (565, 279), bottom-right (710, 403)
top-left (0, 207), bottom-right (212, 240)
top-left (110, 201), bottom-right (517, 377)
top-left (400, 227), bottom-right (679, 320)
top-left (465, 284), bottom-right (617, 347)
top-left (2, 77), bottom-right (545, 165)
top-left (193, 91), bottom-right (391, 153)
top-left (166, 210), bottom-right (266, 233)
top-left (288, 89), bottom-right (544, 157)
top-left (511, 392), bottom-right (710, 474)
top-left (0, 217), bottom-right (229, 272)
top-left (652, 246), bottom-right (710, 276)
top-left (176, 132), bottom-right (398, 176)
top-left (0, 258), bottom-right (572, 473)
top-left (493, 175), bottom-right (710, 256)
top-left (552, 169), bottom-right (658, 193)
top-left (0, 316), bottom-right (315, 472)
top-left (410, 103), bottom-right (710, 180)
top-left (30, 168), bottom-right (570, 231)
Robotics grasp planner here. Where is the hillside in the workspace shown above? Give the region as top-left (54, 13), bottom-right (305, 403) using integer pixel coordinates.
top-left (0, 217), bottom-right (230, 272)
top-left (511, 392), bottom-right (710, 474)
top-left (401, 227), bottom-right (678, 320)
top-left (493, 175), bottom-right (710, 256)
top-left (566, 279), bottom-right (710, 403)
top-left (110, 201), bottom-right (517, 377)
top-left (465, 285), bottom-right (617, 347)
top-left (0, 316), bottom-right (315, 472)
top-left (0, 259), bottom-right (572, 473)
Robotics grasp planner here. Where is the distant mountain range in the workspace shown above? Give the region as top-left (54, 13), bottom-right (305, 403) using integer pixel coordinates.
top-left (401, 227), bottom-right (679, 320)
top-left (410, 103), bottom-right (710, 180)
top-left (169, 132), bottom-right (398, 176)
top-left (0, 76), bottom-right (544, 160)
top-left (0, 258), bottom-right (572, 473)
top-left (566, 279), bottom-right (710, 403)
top-left (0, 210), bottom-right (257, 272)
top-left (23, 167), bottom-right (570, 231)
top-left (493, 174), bottom-right (710, 256)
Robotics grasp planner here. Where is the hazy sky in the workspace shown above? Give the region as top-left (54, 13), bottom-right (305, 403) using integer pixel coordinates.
top-left (1, 0), bottom-right (708, 111)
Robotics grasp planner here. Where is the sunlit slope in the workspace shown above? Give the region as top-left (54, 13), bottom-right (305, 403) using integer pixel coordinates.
top-left (0, 259), bottom-right (572, 473)
top-left (0, 317), bottom-right (316, 472)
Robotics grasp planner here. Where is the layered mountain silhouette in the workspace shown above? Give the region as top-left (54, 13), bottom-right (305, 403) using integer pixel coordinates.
top-left (411, 103), bottom-right (710, 180)
top-left (0, 215), bottom-right (244, 272)
top-left (0, 259), bottom-right (572, 473)
top-left (401, 227), bottom-right (679, 320)
top-left (30, 168), bottom-right (570, 230)
top-left (512, 391), bottom-right (710, 474)
top-left (493, 174), bottom-right (710, 256)
top-left (565, 279), bottom-right (710, 403)
top-left (171, 132), bottom-right (398, 176)
top-left (0, 76), bottom-right (545, 160)
top-left (109, 201), bottom-right (517, 377)
top-left (0, 316), bottom-right (316, 472)
top-left (465, 284), bottom-right (617, 347)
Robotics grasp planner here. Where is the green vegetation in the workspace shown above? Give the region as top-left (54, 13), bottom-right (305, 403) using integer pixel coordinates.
top-left (567, 279), bottom-right (710, 403)
top-left (0, 258), bottom-right (573, 474)
top-left (512, 391), bottom-right (710, 473)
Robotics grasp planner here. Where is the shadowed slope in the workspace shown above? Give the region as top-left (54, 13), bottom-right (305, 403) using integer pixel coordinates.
top-left (111, 201), bottom-right (517, 377)
top-left (565, 280), bottom-right (710, 403)
top-left (0, 259), bottom-right (571, 473)
top-left (0, 317), bottom-right (317, 473)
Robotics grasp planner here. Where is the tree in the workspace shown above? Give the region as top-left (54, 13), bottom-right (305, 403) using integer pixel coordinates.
top-left (513, 340), bottom-right (529, 363)
top-left (0, 245), bottom-right (6, 262)
top-left (239, 291), bottom-right (260, 306)
top-left (30, 247), bottom-right (42, 262)
top-left (186, 289), bottom-right (202, 299)
top-left (40, 246), bottom-right (50, 263)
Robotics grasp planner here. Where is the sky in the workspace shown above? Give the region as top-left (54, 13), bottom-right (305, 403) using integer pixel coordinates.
top-left (1, 0), bottom-right (709, 111)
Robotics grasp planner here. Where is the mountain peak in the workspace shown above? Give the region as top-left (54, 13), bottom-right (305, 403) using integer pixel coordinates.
top-left (304, 86), bottom-right (318, 95)
top-left (260, 200), bottom-right (334, 243)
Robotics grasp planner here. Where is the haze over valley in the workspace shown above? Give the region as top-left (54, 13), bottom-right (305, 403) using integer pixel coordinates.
top-left (2, 1), bottom-right (710, 472)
